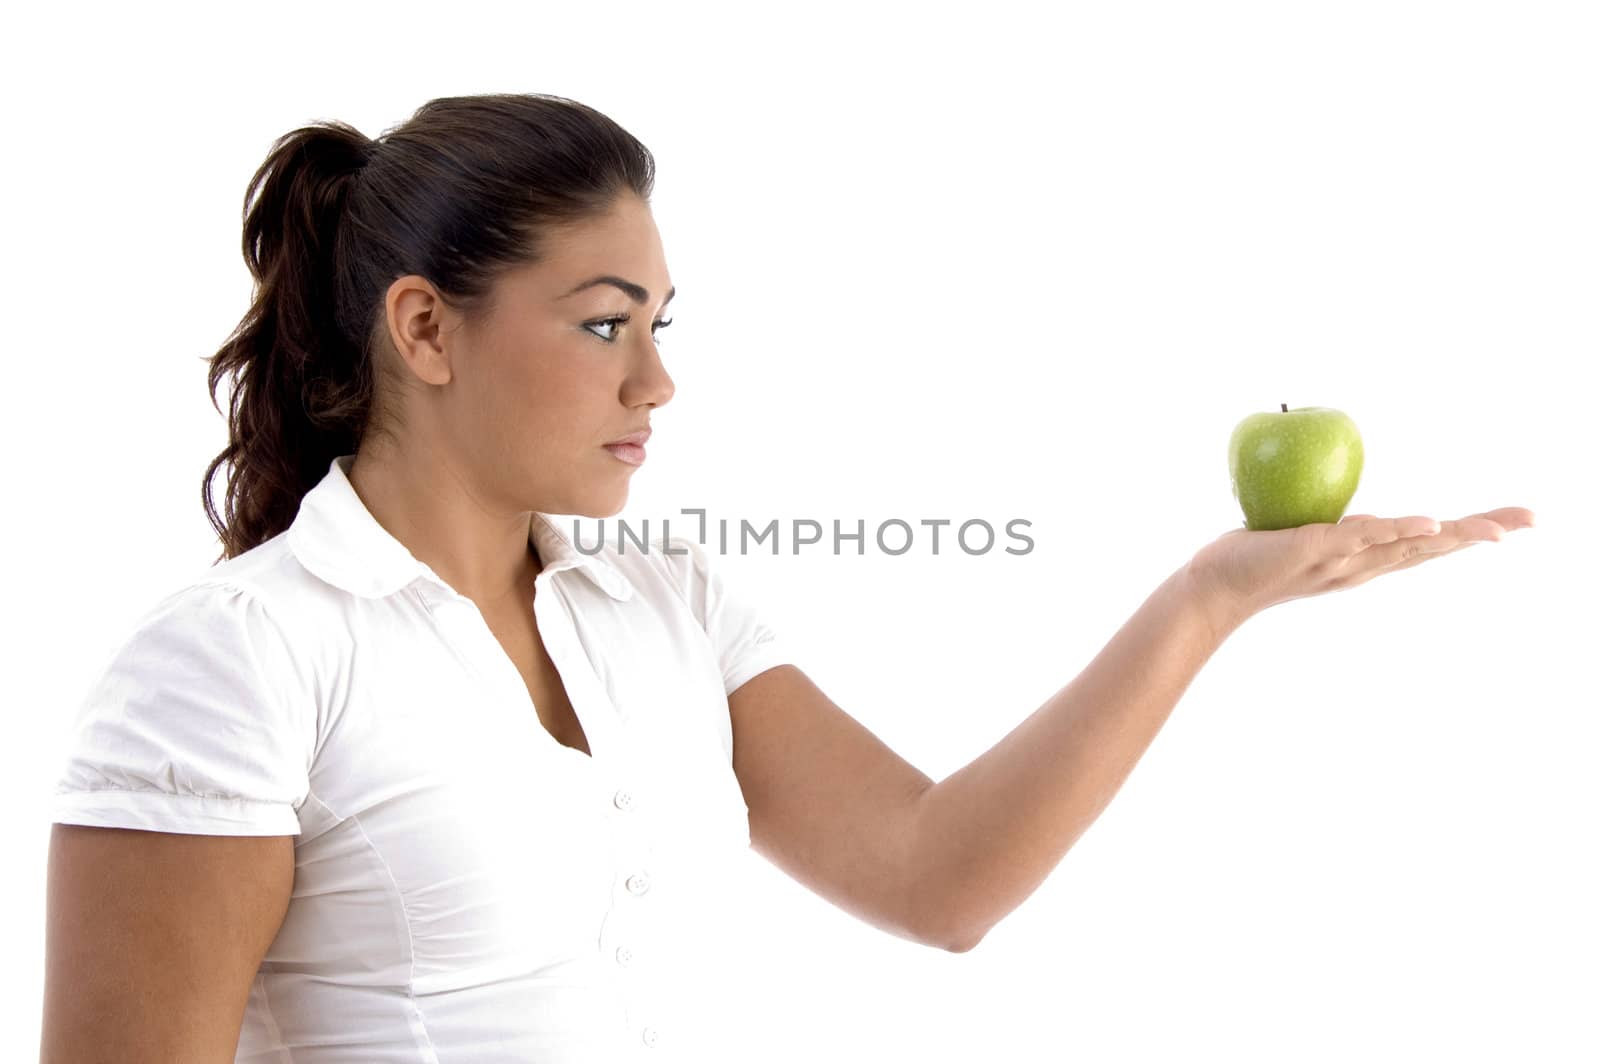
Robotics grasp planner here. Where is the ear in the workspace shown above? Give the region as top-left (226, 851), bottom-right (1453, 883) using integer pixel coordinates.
top-left (383, 274), bottom-right (458, 387)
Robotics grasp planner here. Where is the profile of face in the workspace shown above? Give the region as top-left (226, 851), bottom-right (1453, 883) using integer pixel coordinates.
top-left (381, 194), bottom-right (676, 519)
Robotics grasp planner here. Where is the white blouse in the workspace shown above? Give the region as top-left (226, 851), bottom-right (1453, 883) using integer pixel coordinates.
top-left (50, 453), bottom-right (793, 1062)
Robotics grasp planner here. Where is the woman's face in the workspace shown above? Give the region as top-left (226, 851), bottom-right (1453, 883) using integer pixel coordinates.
top-left (383, 194), bottom-right (677, 519)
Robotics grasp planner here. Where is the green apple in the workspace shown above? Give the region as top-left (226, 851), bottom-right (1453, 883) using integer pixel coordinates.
top-left (1228, 404), bottom-right (1364, 530)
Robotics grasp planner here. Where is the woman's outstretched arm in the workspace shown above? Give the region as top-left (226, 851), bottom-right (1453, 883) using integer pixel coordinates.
top-left (908, 506), bottom-right (1532, 951)
top-left (727, 566), bottom-right (1224, 954)
top-left (906, 561), bottom-right (1231, 952)
top-left (730, 507), bottom-right (1532, 954)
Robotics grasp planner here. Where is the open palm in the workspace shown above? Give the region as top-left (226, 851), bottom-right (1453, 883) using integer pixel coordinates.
top-left (1189, 506), bottom-right (1538, 629)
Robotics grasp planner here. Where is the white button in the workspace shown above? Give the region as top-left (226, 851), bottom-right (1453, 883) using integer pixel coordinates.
top-left (613, 789), bottom-right (635, 811)
top-left (615, 945), bottom-right (634, 966)
top-left (641, 1026), bottom-right (659, 1047)
top-left (626, 872), bottom-right (651, 896)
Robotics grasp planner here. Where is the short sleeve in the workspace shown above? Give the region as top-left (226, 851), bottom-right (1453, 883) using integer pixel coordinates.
top-left (50, 580), bottom-right (313, 837)
top-left (669, 536), bottom-right (793, 697)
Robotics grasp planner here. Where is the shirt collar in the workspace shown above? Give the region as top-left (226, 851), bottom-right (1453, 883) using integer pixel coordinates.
top-left (287, 454), bottom-right (634, 602)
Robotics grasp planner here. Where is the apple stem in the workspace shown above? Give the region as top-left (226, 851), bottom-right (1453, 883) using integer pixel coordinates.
top-left (1281, 403), bottom-right (1288, 413)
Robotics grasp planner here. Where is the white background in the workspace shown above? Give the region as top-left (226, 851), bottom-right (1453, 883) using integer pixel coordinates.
top-left (6, 1), bottom-right (1596, 1060)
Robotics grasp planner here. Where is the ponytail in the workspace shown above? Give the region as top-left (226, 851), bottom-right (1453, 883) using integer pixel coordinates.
top-left (202, 120), bottom-right (377, 563)
top-left (201, 93), bottom-right (656, 563)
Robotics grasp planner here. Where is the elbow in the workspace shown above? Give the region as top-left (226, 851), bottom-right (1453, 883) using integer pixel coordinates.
top-left (917, 903), bottom-right (987, 953)
top-left (904, 781), bottom-right (990, 954)
top-left (942, 924), bottom-right (987, 954)
top-left (905, 794), bottom-right (988, 954)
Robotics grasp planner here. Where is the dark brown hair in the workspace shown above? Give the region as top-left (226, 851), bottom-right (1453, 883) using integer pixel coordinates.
top-left (202, 93), bottom-right (656, 563)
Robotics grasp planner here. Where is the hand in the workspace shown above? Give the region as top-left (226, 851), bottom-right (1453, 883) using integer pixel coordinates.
top-left (1185, 506), bottom-right (1538, 634)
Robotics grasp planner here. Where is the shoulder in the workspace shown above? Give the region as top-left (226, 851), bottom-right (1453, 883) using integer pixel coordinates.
top-left (105, 574), bottom-right (302, 709)
top-left (102, 532), bottom-right (348, 724)
top-left (600, 530), bottom-right (719, 614)
top-left (171, 530), bottom-right (357, 659)
top-left (55, 570), bottom-right (319, 834)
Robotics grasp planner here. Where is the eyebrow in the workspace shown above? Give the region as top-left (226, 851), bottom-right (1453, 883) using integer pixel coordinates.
top-left (560, 275), bottom-right (676, 307)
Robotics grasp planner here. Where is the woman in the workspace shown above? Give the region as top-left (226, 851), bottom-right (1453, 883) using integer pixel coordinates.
top-left (40, 92), bottom-right (1534, 1062)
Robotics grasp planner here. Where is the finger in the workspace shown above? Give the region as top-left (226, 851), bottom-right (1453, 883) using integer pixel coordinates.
top-left (1351, 515), bottom-right (1503, 573)
top-left (1341, 507), bottom-right (1534, 536)
top-left (1469, 506), bottom-right (1537, 531)
top-left (1380, 538), bottom-right (1486, 575)
top-left (1339, 515), bottom-right (1442, 556)
top-left (1450, 517), bottom-right (1509, 542)
top-left (1437, 511), bottom-right (1533, 541)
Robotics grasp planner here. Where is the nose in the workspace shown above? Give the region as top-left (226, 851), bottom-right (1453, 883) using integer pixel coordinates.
top-left (623, 335), bottom-right (675, 409)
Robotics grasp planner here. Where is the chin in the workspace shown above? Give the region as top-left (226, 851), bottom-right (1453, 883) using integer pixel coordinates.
top-left (569, 484), bottom-right (631, 520)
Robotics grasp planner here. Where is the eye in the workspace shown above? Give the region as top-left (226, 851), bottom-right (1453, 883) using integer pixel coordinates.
top-left (584, 313), bottom-right (674, 344)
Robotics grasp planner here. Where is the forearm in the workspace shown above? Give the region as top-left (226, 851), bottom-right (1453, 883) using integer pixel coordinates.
top-left (908, 561), bottom-right (1246, 951)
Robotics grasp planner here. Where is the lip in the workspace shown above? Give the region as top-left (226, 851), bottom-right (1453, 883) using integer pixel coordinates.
top-left (603, 428), bottom-right (652, 447)
top-left (602, 440), bottom-right (647, 467)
